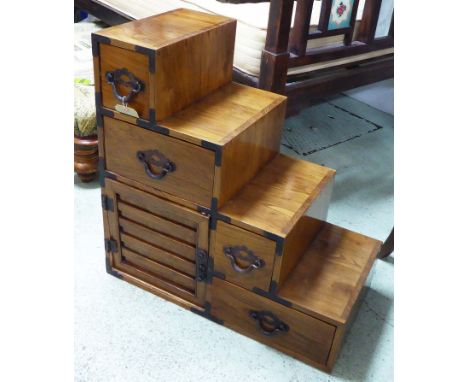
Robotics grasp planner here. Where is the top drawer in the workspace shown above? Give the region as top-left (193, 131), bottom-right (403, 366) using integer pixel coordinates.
top-left (103, 116), bottom-right (215, 207)
top-left (92, 9), bottom-right (236, 123)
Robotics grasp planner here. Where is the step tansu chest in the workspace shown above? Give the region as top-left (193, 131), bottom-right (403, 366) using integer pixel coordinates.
top-left (94, 9), bottom-right (382, 373)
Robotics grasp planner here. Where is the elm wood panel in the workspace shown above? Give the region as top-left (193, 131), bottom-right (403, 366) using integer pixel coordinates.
top-left (109, 178), bottom-right (204, 229)
top-left (120, 233), bottom-right (196, 277)
top-left (210, 278), bottom-right (336, 367)
top-left (94, 9), bottom-right (236, 121)
top-left (212, 221), bottom-right (277, 291)
top-left (99, 44), bottom-right (151, 120)
top-left (104, 117), bottom-right (215, 207)
top-left (104, 181), bottom-right (194, 259)
top-left (219, 153), bottom-right (335, 238)
top-left (95, 8), bottom-right (233, 50)
top-left (108, 178), bottom-right (209, 290)
top-left (276, 216), bottom-right (325, 288)
top-left (325, 284), bottom-right (369, 371)
top-left (278, 223), bottom-right (381, 326)
top-left (118, 202), bottom-right (197, 245)
top-left (155, 21), bottom-right (236, 121)
top-left (119, 218), bottom-right (195, 261)
top-left (217, 97), bottom-right (286, 207)
top-left (109, 264), bottom-right (203, 311)
top-left (115, 261), bottom-right (200, 305)
top-left (103, 179), bottom-right (208, 305)
top-left (158, 82), bottom-right (286, 146)
top-left (108, 174), bottom-right (200, 212)
top-left (121, 247), bottom-right (196, 291)
top-left (273, 179), bottom-right (334, 287)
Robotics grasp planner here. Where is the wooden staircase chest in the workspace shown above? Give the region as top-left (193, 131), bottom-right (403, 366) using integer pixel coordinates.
top-left (93, 9), bottom-right (381, 373)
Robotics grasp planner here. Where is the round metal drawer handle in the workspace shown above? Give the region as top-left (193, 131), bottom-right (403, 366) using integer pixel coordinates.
top-left (249, 310), bottom-right (289, 336)
top-left (136, 150), bottom-right (176, 180)
top-left (223, 246), bottom-right (265, 274)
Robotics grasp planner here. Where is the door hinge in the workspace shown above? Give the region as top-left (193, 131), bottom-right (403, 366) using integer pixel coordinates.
top-left (105, 239), bottom-right (118, 253)
top-left (195, 249), bottom-right (209, 282)
top-left (101, 195), bottom-right (114, 211)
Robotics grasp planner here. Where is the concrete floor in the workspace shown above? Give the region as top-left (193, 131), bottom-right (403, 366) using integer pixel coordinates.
top-left (75, 84), bottom-right (394, 381)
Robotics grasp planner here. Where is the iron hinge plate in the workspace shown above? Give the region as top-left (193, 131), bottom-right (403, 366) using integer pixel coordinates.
top-left (105, 239), bottom-right (118, 253)
top-left (195, 249), bottom-right (209, 282)
top-left (101, 195), bottom-right (114, 212)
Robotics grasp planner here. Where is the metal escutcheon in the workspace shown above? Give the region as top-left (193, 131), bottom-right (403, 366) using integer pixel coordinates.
top-left (249, 310), bottom-right (289, 336)
top-left (106, 68), bottom-right (144, 104)
top-left (223, 246), bottom-right (265, 274)
top-left (136, 150), bottom-right (176, 180)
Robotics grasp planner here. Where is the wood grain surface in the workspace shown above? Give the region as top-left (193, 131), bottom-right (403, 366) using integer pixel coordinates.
top-left (99, 44), bottom-right (150, 120)
top-left (279, 222), bottom-right (381, 325)
top-left (210, 278), bottom-right (336, 368)
top-left (103, 116), bottom-right (215, 207)
top-left (159, 82), bottom-right (286, 146)
top-left (103, 179), bottom-right (209, 306)
top-left (94, 9), bottom-right (236, 121)
top-left (212, 221), bottom-right (276, 291)
top-left (95, 8), bottom-right (233, 50)
top-left (219, 153), bottom-right (335, 237)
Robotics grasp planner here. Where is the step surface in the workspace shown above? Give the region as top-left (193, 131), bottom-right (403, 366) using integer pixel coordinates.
top-left (278, 223), bottom-right (381, 325)
top-left (159, 82), bottom-right (286, 146)
top-left (218, 153), bottom-right (335, 238)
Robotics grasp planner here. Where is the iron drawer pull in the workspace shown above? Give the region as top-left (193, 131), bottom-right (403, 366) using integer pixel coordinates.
top-left (249, 310), bottom-right (289, 336)
top-left (223, 246), bottom-right (265, 273)
top-left (136, 150), bottom-right (176, 180)
top-left (106, 68), bottom-right (144, 104)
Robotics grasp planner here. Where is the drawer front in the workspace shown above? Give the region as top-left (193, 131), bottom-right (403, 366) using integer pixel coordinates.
top-left (211, 279), bottom-right (336, 367)
top-left (103, 179), bottom-right (209, 306)
top-left (100, 44), bottom-right (152, 121)
top-left (213, 221), bottom-right (276, 291)
top-left (104, 116), bottom-right (215, 207)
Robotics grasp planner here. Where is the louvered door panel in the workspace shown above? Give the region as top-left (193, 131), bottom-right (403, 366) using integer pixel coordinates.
top-left (103, 179), bottom-right (209, 308)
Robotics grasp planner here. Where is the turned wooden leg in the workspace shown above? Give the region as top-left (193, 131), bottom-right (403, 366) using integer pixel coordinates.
top-left (379, 228), bottom-right (394, 259)
top-left (74, 134), bottom-right (99, 182)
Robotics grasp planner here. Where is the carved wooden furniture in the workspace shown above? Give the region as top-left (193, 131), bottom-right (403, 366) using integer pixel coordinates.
top-left (77, 0), bottom-right (394, 115)
top-left (94, 9), bottom-right (381, 372)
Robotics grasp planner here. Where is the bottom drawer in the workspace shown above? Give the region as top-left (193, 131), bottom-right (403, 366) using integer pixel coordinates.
top-left (210, 278), bottom-right (336, 368)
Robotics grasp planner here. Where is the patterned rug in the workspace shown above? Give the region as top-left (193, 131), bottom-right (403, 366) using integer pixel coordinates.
top-left (282, 95), bottom-right (393, 156)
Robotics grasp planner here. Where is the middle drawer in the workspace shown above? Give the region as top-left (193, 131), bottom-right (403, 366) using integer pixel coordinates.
top-left (103, 116), bottom-right (215, 207)
top-left (212, 220), bottom-right (277, 291)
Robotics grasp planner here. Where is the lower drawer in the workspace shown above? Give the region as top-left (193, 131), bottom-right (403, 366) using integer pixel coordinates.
top-left (210, 278), bottom-right (336, 368)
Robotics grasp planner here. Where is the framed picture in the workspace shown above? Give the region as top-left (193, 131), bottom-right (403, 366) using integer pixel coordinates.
top-left (328, 0), bottom-right (356, 30)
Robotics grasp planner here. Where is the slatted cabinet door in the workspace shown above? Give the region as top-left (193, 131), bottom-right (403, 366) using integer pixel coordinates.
top-left (102, 179), bottom-right (209, 310)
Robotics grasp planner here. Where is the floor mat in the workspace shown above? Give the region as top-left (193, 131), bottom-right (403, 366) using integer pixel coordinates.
top-left (282, 95), bottom-right (392, 156)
